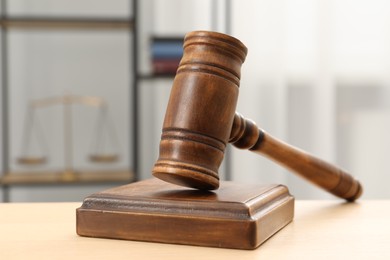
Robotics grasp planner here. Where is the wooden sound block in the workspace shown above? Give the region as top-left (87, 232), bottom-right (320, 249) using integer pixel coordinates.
top-left (76, 178), bottom-right (294, 250)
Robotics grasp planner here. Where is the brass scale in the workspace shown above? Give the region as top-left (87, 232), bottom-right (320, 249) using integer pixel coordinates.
top-left (16, 93), bottom-right (120, 180)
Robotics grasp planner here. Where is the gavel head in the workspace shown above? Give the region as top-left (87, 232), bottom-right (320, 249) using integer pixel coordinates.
top-left (152, 31), bottom-right (247, 190)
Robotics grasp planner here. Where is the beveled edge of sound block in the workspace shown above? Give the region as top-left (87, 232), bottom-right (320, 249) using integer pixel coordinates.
top-left (76, 178), bottom-right (294, 250)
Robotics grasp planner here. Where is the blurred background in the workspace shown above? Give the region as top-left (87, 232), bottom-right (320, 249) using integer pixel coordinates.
top-left (0, 0), bottom-right (389, 202)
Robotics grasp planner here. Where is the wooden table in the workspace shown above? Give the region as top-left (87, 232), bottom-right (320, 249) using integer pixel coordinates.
top-left (0, 201), bottom-right (389, 259)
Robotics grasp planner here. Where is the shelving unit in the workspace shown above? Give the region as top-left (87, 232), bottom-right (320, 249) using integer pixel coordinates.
top-left (0, 0), bottom-right (139, 201)
top-left (0, 16), bottom-right (133, 29)
top-left (0, 0), bottom-right (233, 202)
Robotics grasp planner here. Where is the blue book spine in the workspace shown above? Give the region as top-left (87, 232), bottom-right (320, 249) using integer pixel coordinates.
top-left (151, 42), bottom-right (183, 59)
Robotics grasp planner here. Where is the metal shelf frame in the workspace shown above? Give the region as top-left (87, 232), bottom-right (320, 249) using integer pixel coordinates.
top-left (0, 0), bottom-right (139, 201)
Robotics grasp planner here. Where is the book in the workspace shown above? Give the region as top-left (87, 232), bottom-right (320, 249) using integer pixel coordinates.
top-left (152, 58), bottom-right (181, 75)
top-left (151, 42), bottom-right (183, 59)
top-left (150, 37), bottom-right (184, 75)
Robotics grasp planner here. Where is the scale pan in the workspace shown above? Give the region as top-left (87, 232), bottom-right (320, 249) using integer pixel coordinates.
top-left (89, 154), bottom-right (119, 163)
top-left (17, 156), bottom-right (47, 165)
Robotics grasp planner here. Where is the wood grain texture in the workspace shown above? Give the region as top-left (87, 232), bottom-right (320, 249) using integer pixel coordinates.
top-left (152, 30), bottom-right (362, 201)
top-left (230, 113), bottom-right (362, 201)
top-left (152, 31), bottom-right (247, 190)
top-left (76, 178), bottom-right (294, 249)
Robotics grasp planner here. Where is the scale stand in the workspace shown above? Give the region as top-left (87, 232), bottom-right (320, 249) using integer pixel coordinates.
top-left (16, 93), bottom-right (121, 179)
top-left (77, 178), bottom-right (294, 249)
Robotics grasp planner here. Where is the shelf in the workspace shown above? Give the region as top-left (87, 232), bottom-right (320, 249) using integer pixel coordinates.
top-left (0, 1), bottom-right (139, 202)
top-left (0, 16), bottom-right (134, 30)
top-left (0, 169), bottom-right (134, 186)
top-left (137, 74), bottom-right (176, 80)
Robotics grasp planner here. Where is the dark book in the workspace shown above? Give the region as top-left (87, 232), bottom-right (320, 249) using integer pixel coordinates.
top-left (152, 58), bottom-right (181, 75)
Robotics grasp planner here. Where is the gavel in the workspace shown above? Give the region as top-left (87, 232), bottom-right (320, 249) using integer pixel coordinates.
top-left (152, 31), bottom-right (362, 202)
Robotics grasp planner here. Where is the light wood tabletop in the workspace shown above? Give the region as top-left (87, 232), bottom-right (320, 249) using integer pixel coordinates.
top-left (0, 201), bottom-right (389, 259)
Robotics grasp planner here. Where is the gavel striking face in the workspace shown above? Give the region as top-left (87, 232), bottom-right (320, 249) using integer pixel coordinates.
top-left (152, 31), bottom-right (362, 201)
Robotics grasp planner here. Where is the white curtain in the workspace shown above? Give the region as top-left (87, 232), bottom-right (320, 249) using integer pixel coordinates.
top-left (231, 0), bottom-right (390, 199)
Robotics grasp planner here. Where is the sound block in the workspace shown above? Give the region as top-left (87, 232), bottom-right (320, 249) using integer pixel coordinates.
top-left (76, 178), bottom-right (294, 250)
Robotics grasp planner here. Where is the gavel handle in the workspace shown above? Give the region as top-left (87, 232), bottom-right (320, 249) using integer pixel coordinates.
top-left (229, 113), bottom-right (363, 201)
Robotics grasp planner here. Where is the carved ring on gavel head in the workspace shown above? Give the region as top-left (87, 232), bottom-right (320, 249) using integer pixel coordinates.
top-left (152, 31), bottom-right (363, 202)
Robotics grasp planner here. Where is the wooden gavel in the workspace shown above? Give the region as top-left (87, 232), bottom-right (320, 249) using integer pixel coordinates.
top-left (152, 31), bottom-right (362, 201)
